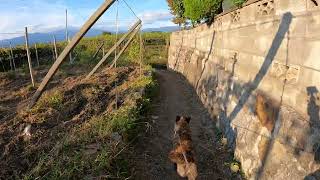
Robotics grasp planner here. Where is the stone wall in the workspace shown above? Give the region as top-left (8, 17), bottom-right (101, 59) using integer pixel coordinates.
top-left (168, 0), bottom-right (320, 179)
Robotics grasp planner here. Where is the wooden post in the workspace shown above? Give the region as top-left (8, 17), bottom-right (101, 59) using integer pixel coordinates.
top-left (0, 58), bottom-right (6, 72)
top-left (53, 35), bottom-right (58, 60)
top-left (86, 20), bottom-right (141, 79)
top-left (9, 42), bottom-right (16, 70)
top-left (66, 9), bottom-right (73, 64)
top-left (24, 27), bottom-right (35, 87)
top-left (29, 0), bottom-right (116, 108)
top-left (51, 41), bottom-right (55, 61)
top-left (8, 48), bottom-right (13, 71)
top-left (91, 42), bottom-right (104, 61)
top-left (34, 43), bottom-right (39, 67)
top-left (102, 47), bottom-right (105, 57)
top-left (107, 24), bottom-right (142, 70)
top-left (68, 37), bottom-right (73, 63)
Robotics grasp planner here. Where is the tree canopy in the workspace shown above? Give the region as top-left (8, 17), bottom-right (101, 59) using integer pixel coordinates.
top-left (167, 0), bottom-right (245, 26)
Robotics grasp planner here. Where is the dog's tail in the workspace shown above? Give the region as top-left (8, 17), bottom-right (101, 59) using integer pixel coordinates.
top-left (187, 162), bottom-right (198, 180)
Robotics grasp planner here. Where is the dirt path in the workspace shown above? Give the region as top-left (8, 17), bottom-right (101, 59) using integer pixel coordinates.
top-left (133, 70), bottom-right (240, 180)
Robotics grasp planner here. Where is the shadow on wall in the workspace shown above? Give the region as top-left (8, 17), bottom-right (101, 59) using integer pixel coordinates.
top-left (211, 12), bottom-right (292, 179)
top-left (307, 86), bottom-right (320, 163)
top-left (173, 35), bottom-right (184, 70)
top-left (221, 55), bottom-right (238, 148)
top-left (227, 12), bottom-right (293, 123)
top-left (196, 30), bottom-right (216, 91)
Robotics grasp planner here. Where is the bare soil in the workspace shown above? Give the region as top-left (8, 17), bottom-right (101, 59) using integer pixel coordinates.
top-left (133, 69), bottom-right (242, 180)
top-left (0, 66), bottom-right (139, 178)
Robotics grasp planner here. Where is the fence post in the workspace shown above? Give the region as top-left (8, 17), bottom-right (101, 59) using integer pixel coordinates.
top-left (24, 27), bottom-right (35, 87)
top-left (86, 20), bottom-right (141, 79)
top-left (34, 43), bottom-right (39, 67)
top-left (9, 42), bottom-right (16, 70)
top-left (0, 58), bottom-right (5, 72)
top-left (51, 41), bottom-right (55, 61)
top-left (29, 0), bottom-right (116, 108)
top-left (53, 35), bottom-right (58, 60)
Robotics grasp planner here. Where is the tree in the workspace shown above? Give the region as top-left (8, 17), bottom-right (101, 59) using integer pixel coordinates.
top-left (183, 0), bottom-right (223, 24)
top-left (167, 0), bottom-right (186, 26)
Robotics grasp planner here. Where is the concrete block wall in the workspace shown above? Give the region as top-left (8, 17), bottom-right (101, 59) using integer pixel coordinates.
top-left (168, 0), bottom-right (320, 179)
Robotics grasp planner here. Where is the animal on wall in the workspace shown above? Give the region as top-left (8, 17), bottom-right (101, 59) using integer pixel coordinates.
top-left (255, 94), bottom-right (278, 132)
top-left (169, 116), bottom-right (198, 180)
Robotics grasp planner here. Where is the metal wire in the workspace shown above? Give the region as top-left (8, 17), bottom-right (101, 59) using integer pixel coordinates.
top-left (121, 0), bottom-right (141, 20)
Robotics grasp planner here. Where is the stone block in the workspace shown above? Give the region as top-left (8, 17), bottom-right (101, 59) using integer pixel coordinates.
top-left (307, 13), bottom-right (320, 37)
top-left (275, 0), bottom-right (307, 14)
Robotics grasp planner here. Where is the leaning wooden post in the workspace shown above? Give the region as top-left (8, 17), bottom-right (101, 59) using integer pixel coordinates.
top-left (108, 24), bottom-right (142, 69)
top-left (91, 42), bottom-right (104, 61)
top-left (53, 35), bottom-right (58, 60)
top-left (86, 20), bottom-right (141, 79)
top-left (29, 0), bottom-right (116, 108)
top-left (9, 42), bottom-right (16, 70)
top-left (25, 27), bottom-right (35, 87)
top-left (34, 43), bottom-right (39, 67)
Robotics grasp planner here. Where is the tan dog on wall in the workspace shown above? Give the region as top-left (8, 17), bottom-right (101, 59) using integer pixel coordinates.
top-left (169, 116), bottom-right (198, 180)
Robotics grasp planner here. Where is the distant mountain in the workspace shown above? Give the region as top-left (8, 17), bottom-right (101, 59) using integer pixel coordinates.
top-left (143, 26), bottom-right (180, 32)
top-left (0, 28), bottom-right (104, 47)
top-left (0, 26), bottom-right (180, 47)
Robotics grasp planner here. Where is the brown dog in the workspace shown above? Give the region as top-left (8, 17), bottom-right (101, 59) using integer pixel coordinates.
top-left (169, 116), bottom-right (198, 180)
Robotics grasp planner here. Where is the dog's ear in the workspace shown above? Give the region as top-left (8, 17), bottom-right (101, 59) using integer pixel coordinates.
top-left (185, 117), bottom-right (191, 123)
top-left (176, 116), bottom-right (181, 122)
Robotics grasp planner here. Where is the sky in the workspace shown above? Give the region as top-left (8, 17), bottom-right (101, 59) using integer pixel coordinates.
top-left (0, 0), bottom-right (175, 40)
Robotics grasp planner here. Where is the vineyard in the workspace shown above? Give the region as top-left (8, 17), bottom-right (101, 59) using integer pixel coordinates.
top-left (0, 31), bottom-right (171, 178)
top-left (0, 32), bottom-right (169, 73)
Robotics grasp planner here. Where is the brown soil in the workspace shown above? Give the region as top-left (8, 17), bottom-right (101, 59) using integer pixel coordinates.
top-left (0, 66), bottom-right (139, 178)
top-left (133, 70), bottom-right (242, 180)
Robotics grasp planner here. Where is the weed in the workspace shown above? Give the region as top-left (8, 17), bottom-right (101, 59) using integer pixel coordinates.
top-left (32, 90), bottom-right (63, 112)
top-left (24, 68), bottom-right (158, 179)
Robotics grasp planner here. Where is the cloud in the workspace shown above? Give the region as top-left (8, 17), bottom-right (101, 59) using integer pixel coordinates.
top-left (0, 0), bottom-right (177, 40)
top-left (139, 11), bottom-right (173, 25)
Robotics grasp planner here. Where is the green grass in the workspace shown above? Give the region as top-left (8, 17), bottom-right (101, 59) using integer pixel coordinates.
top-left (24, 69), bottom-right (158, 179)
top-left (32, 90), bottom-right (63, 112)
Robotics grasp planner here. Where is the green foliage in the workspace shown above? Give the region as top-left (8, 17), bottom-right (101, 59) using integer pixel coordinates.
top-left (0, 32), bottom-right (169, 73)
top-left (167, 0), bottom-right (247, 25)
top-left (167, 0), bottom-right (186, 25)
top-left (232, 0), bottom-right (246, 7)
top-left (33, 90), bottom-right (63, 112)
top-left (183, 0), bottom-right (223, 24)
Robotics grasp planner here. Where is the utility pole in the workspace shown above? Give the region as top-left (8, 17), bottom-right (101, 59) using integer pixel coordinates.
top-left (24, 27), bottom-right (35, 87)
top-left (66, 9), bottom-right (73, 64)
